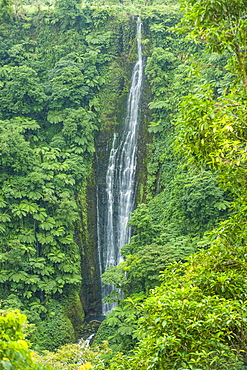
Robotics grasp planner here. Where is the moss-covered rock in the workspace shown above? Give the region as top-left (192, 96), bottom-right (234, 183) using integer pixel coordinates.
top-left (62, 290), bottom-right (85, 339)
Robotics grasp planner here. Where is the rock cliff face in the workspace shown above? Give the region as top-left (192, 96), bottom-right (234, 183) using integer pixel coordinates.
top-left (82, 17), bottom-right (151, 316)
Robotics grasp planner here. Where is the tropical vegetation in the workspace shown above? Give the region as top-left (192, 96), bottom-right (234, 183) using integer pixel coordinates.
top-left (0, 0), bottom-right (247, 369)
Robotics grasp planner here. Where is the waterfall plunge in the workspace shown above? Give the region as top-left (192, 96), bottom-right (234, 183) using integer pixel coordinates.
top-left (97, 18), bottom-right (143, 315)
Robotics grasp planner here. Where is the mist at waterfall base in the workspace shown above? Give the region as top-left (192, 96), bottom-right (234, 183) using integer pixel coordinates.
top-left (97, 18), bottom-right (143, 316)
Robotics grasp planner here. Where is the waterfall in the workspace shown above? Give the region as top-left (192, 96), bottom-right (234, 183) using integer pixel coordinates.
top-left (97, 18), bottom-right (143, 315)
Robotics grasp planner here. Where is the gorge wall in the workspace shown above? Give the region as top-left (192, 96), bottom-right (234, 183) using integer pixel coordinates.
top-left (83, 16), bottom-right (151, 316)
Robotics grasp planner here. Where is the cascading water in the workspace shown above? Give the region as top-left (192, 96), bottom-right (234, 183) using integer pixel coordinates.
top-left (97, 18), bottom-right (143, 315)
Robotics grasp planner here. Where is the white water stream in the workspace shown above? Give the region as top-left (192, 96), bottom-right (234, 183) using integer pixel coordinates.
top-left (97, 18), bottom-right (143, 315)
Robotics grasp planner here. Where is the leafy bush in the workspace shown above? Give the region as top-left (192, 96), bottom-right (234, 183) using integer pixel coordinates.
top-left (30, 300), bottom-right (76, 352)
top-left (109, 240), bottom-right (247, 369)
top-left (0, 309), bottom-right (50, 370)
top-left (35, 341), bottom-right (110, 369)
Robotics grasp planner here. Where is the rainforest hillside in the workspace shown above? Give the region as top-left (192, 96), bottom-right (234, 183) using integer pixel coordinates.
top-left (0, 0), bottom-right (247, 369)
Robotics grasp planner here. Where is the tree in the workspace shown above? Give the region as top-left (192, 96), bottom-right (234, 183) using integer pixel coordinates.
top-left (175, 0), bottom-right (247, 245)
top-left (0, 117), bottom-right (82, 304)
top-left (0, 66), bottom-right (46, 119)
top-left (48, 62), bottom-right (89, 110)
top-left (0, 0), bottom-right (13, 22)
top-left (178, 0), bottom-right (247, 89)
top-left (55, 0), bottom-right (81, 18)
top-left (109, 241), bottom-right (247, 369)
top-left (0, 117), bottom-right (37, 174)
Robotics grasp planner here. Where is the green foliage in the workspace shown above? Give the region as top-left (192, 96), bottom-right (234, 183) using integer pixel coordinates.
top-left (148, 170), bottom-right (230, 235)
top-left (0, 0), bottom-right (117, 349)
top-left (174, 0), bottom-right (247, 252)
top-left (107, 1), bottom-right (247, 368)
top-left (31, 300), bottom-right (76, 352)
top-left (35, 340), bottom-right (110, 370)
top-left (1, 297), bottom-right (80, 353)
top-left (100, 9), bottom-right (233, 359)
top-left (102, 169), bottom-right (229, 301)
top-left (178, 0), bottom-right (247, 88)
top-left (175, 87), bottom-right (247, 198)
top-left (0, 0), bottom-right (147, 353)
top-left (97, 3), bottom-right (247, 370)
top-left (0, 309), bottom-right (50, 369)
top-left (0, 65), bottom-right (46, 119)
top-left (2, 3), bottom-right (244, 369)
top-left (108, 240), bottom-right (247, 369)
top-left (62, 291), bottom-right (85, 337)
top-left (0, 117), bottom-right (37, 173)
top-left (94, 297), bottom-right (142, 354)
top-left (54, 0), bottom-right (85, 31)
top-left (47, 62), bottom-right (90, 109)
top-left (0, 0), bottom-right (13, 22)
